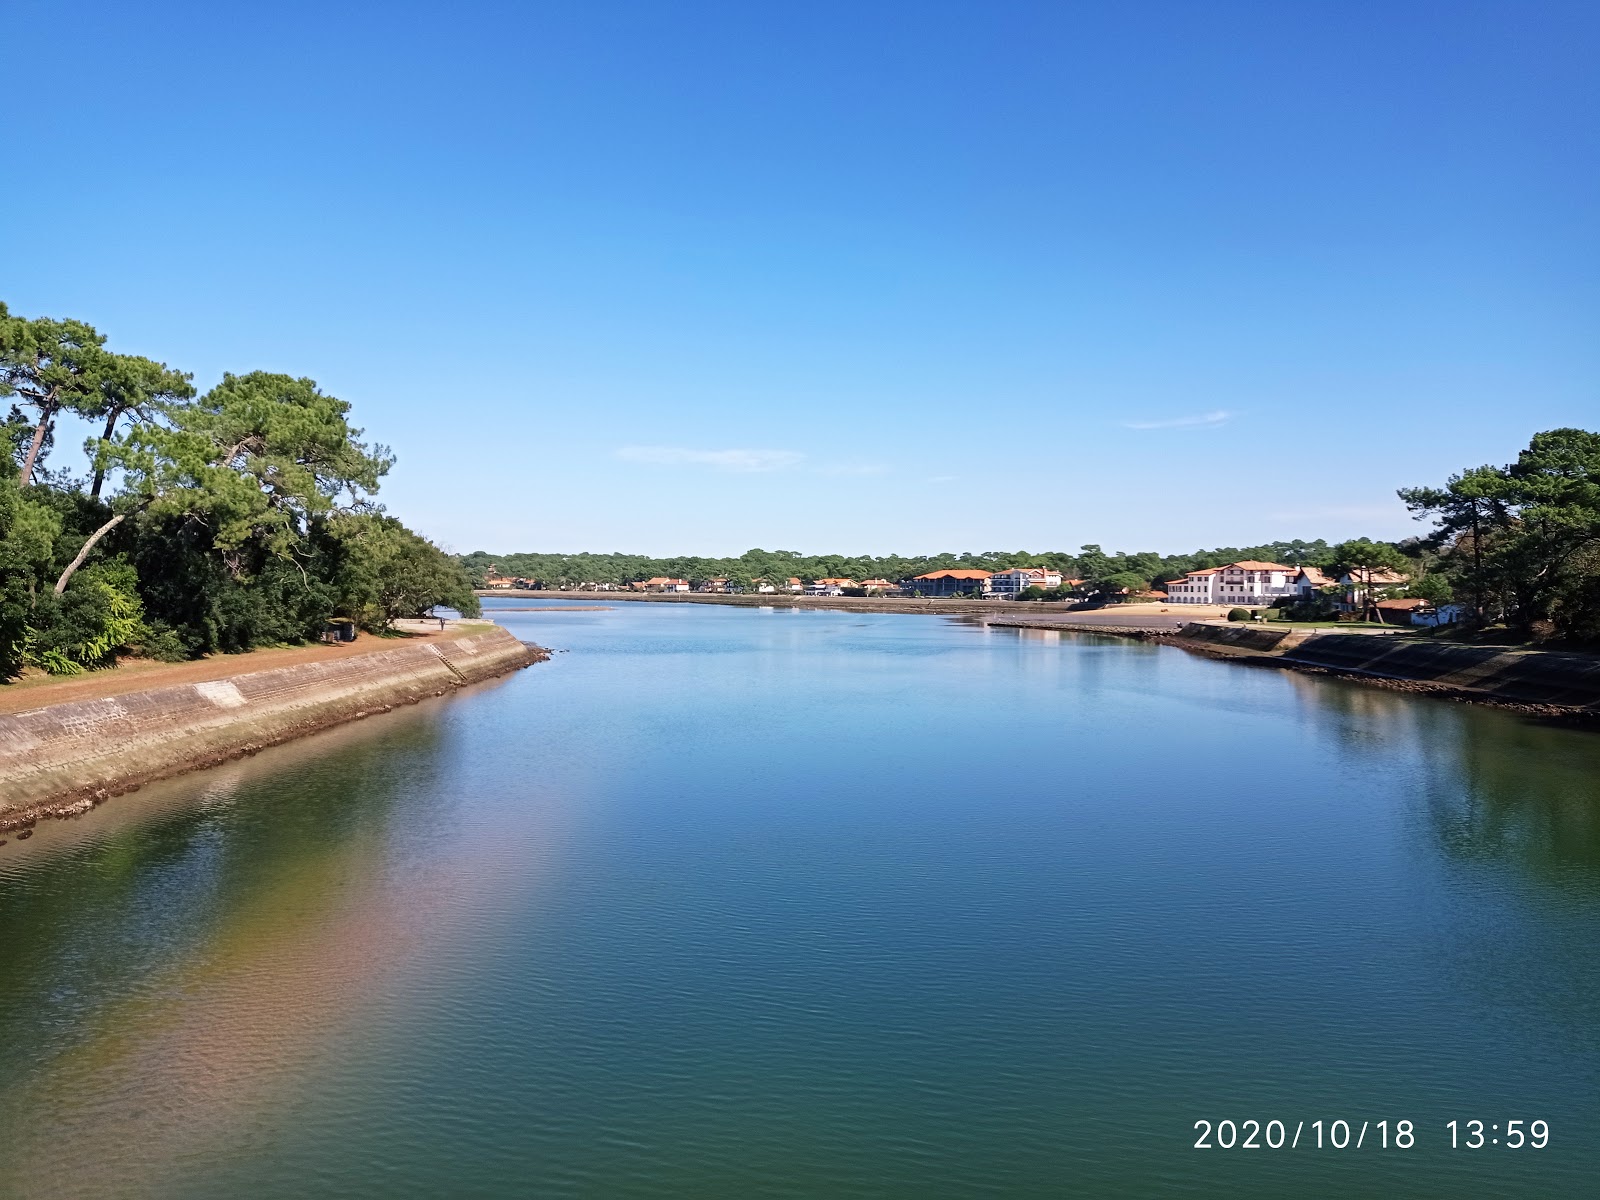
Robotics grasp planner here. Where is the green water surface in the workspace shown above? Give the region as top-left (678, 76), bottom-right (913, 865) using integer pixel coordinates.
top-left (1, 601), bottom-right (1597, 1197)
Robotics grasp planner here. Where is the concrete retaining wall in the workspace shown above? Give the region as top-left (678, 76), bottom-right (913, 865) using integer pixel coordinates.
top-left (1177, 623), bottom-right (1300, 652)
top-left (1283, 636), bottom-right (1600, 710)
top-left (0, 627), bottom-right (543, 826)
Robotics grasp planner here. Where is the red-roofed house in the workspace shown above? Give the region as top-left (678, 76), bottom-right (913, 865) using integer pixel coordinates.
top-left (909, 569), bottom-right (993, 597)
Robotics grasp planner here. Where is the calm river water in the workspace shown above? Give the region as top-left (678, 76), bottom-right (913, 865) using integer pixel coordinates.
top-left (2, 599), bottom-right (1598, 1198)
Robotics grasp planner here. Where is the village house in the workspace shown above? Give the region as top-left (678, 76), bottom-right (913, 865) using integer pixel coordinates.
top-left (1339, 568), bottom-right (1409, 612)
top-left (786, 577), bottom-right (804, 593)
top-left (1373, 597), bottom-right (1430, 625)
top-left (806, 577), bottom-right (856, 596)
top-left (988, 567), bottom-right (1064, 598)
top-left (696, 578), bottom-right (734, 593)
top-left (859, 578), bottom-right (899, 594)
top-left (1411, 602), bottom-right (1463, 628)
top-left (1163, 561), bottom-right (1298, 606)
top-left (482, 565), bottom-right (517, 589)
top-left (1292, 566), bottom-right (1335, 595)
top-left (909, 569), bottom-right (993, 597)
top-left (637, 576), bottom-right (690, 593)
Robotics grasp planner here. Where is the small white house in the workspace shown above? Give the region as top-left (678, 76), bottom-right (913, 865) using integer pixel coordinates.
top-left (1412, 603), bottom-right (1464, 628)
top-left (1292, 566), bottom-right (1335, 595)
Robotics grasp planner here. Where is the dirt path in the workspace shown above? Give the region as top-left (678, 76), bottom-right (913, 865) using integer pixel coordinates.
top-left (0, 621), bottom-right (498, 716)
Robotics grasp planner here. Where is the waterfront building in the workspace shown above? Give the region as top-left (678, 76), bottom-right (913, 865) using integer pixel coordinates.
top-left (909, 569), bottom-right (993, 597)
top-left (639, 577), bottom-right (691, 592)
top-left (806, 577), bottom-right (855, 596)
top-left (1162, 561), bottom-right (1298, 606)
top-left (989, 567), bottom-right (1064, 598)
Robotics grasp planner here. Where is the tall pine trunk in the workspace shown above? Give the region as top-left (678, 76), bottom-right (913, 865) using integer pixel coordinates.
top-left (89, 406), bottom-right (123, 499)
top-left (17, 402), bottom-right (56, 488)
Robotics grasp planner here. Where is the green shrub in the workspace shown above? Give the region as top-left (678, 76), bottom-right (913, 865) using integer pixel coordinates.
top-left (132, 621), bottom-right (192, 662)
top-left (24, 562), bottom-right (146, 674)
top-left (1228, 607), bottom-right (1253, 622)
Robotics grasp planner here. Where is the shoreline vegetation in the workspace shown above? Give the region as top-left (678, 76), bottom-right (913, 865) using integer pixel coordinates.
top-left (1, 301), bottom-right (481, 686)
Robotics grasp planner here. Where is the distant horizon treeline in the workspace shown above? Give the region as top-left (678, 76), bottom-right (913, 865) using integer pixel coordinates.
top-left (1, 301), bottom-right (480, 679)
top-left (460, 540), bottom-right (1348, 594)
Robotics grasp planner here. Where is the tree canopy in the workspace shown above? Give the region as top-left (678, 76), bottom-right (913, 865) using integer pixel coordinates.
top-left (0, 302), bottom-right (478, 678)
top-left (1401, 428), bottom-right (1600, 639)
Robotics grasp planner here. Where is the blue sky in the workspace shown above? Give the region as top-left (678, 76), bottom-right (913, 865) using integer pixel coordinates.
top-left (6, 1), bottom-right (1596, 556)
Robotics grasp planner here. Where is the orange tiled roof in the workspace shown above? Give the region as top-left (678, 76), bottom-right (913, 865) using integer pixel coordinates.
top-left (915, 569), bottom-right (992, 580)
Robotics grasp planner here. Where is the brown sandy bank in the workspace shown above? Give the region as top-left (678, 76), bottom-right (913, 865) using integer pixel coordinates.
top-left (0, 625), bottom-right (545, 832)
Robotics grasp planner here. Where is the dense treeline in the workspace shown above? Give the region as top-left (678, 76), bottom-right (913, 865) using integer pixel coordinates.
top-left (461, 542), bottom-right (1340, 595)
top-left (1401, 428), bottom-right (1600, 642)
top-left (0, 302), bottom-right (478, 679)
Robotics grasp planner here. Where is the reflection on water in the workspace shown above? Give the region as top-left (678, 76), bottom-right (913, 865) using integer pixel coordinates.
top-left (0, 705), bottom-right (566, 1199)
top-left (1279, 669), bottom-right (1600, 881)
top-left (1423, 714), bottom-right (1600, 881)
top-left (1, 602), bottom-right (1598, 1199)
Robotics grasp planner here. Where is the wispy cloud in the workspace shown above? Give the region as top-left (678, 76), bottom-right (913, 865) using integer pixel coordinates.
top-left (1121, 410), bottom-right (1234, 431)
top-left (814, 462), bottom-right (891, 477)
top-left (616, 445), bottom-right (805, 472)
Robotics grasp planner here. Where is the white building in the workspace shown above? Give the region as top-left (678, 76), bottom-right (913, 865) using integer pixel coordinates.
top-left (1412, 603), bottom-right (1463, 628)
top-left (989, 567), bottom-right (1064, 598)
top-left (1292, 566), bottom-right (1335, 595)
top-left (806, 577), bottom-right (855, 596)
top-left (1163, 561), bottom-right (1299, 606)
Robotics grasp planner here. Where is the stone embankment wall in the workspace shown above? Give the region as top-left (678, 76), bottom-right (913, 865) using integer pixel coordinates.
top-left (0, 627), bottom-right (544, 828)
top-left (1176, 623), bottom-right (1309, 652)
top-left (1169, 623), bottom-right (1600, 713)
top-left (1283, 635), bottom-right (1600, 710)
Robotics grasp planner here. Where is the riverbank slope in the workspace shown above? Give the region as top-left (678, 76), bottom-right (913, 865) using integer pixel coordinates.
top-left (0, 625), bottom-right (545, 831)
